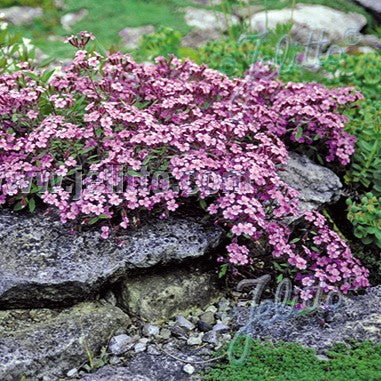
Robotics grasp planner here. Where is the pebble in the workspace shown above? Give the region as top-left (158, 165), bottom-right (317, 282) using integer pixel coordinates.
top-left (202, 330), bottom-right (219, 345)
top-left (142, 324), bottom-right (160, 337)
top-left (108, 334), bottom-right (134, 355)
top-left (159, 327), bottom-right (171, 340)
top-left (176, 315), bottom-right (195, 331)
top-left (187, 334), bottom-right (203, 346)
top-left (171, 325), bottom-right (188, 339)
top-left (205, 305), bottom-right (218, 314)
top-left (197, 320), bottom-right (213, 332)
top-left (134, 341), bottom-right (147, 353)
top-left (66, 368), bottom-right (78, 378)
top-left (218, 298), bottom-right (231, 312)
top-left (183, 364), bottom-right (195, 375)
top-left (213, 323), bottom-right (230, 333)
top-left (200, 311), bottom-right (216, 325)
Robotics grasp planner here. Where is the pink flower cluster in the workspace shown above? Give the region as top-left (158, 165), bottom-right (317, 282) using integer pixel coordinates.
top-left (0, 41), bottom-right (368, 295)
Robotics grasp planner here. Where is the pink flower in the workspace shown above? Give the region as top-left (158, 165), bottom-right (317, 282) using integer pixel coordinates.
top-left (101, 226), bottom-right (109, 239)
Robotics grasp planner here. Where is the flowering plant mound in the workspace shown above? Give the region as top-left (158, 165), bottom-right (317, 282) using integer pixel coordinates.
top-left (0, 33), bottom-right (369, 297)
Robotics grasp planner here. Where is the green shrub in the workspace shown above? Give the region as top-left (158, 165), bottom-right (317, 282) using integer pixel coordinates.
top-left (0, 0), bottom-right (45, 8)
top-left (0, 28), bottom-right (35, 73)
top-left (203, 338), bottom-right (381, 381)
top-left (320, 53), bottom-right (381, 193)
top-left (347, 193), bottom-right (381, 248)
top-left (135, 26), bottom-right (182, 62)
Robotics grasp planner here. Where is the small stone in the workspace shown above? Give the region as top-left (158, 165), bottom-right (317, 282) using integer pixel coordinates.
top-left (213, 323), bottom-right (230, 333)
top-left (206, 305), bottom-right (218, 314)
top-left (60, 9), bottom-right (88, 31)
top-left (171, 325), bottom-right (188, 339)
top-left (197, 320), bottom-right (213, 332)
top-left (200, 311), bottom-right (216, 326)
top-left (176, 315), bottom-right (195, 331)
top-left (109, 356), bottom-right (122, 365)
top-left (217, 312), bottom-right (231, 325)
top-left (142, 324), bottom-right (160, 337)
top-left (134, 341), bottom-right (147, 353)
top-left (202, 330), bottom-right (219, 345)
top-left (187, 334), bottom-right (203, 346)
top-left (159, 328), bottom-right (171, 340)
top-left (108, 334), bottom-right (133, 355)
top-left (218, 298), bottom-right (231, 312)
top-left (183, 364), bottom-right (195, 375)
top-left (66, 368), bottom-right (78, 378)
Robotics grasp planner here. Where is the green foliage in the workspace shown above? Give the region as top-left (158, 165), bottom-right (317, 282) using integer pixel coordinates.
top-left (199, 24), bottom-right (303, 78)
top-left (0, 28), bottom-right (35, 73)
top-left (203, 338), bottom-right (381, 381)
top-left (347, 193), bottom-right (381, 249)
top-left (135, 26), bottom-right (182, 62)
top-left (0, 0), bottom-right (45, 7)
top-left (320, 53), bottom-right (381, 193)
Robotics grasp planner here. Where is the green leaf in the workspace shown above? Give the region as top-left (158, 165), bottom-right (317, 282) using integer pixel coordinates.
top-left (218, 264), bottom-right (228, 279)
top-left (295, 127), bottom-right (303, 141)
top-left (127, 170), bottom-right (142, 177)
top-left (28, 198), bottom-right (36, 213)
top-left (13, 201), bottom-right (25, 211)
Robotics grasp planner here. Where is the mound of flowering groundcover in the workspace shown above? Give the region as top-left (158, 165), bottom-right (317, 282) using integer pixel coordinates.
top-left (0, 33), bottom-right (369, 298)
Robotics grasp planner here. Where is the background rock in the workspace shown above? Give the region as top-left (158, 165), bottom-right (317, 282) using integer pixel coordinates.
top-left (355, 0), bottom-right (381, 23)
top-left (0, 6), bottom-right (43, 26)
top-left (0, 302), bottom-right (130, 381)
top-left (250, 4), bottom-right (367, 47)
top-left (119, 267), bottom-right (220, 321)
top-left (61, 9), bottom-right (88, 31)
top-left (119, 25), bottom-right (155, 50)
top-left (182, 7), bottom-right (239, 47)
top-left (0, 211), bottom-right (223, 308)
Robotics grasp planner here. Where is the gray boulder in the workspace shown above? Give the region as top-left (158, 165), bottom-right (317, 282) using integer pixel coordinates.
top-left (61, 9), bottom-right (88, 31)
top-left (119, 267), bottom-right (220, 321)
top-left (0, 302), bottom-right (130, 381)
top-left (0, 6), bottom-right (43, 26)
top-left (250, 4), bottom-right (367, 46)
top-left (182, 7), bottom-right (239, 47)
top-left (355, 0), bottom-right (381, 23)
top-left (119, 25), bottom-right (155, 50)
top-left (0, 212), bottom-right (223, 308)
top-left (280, 151), bottom-right (342, 214)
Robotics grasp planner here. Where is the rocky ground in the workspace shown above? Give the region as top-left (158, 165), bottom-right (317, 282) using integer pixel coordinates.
top-left (0, 153), bottom-right (380, 380)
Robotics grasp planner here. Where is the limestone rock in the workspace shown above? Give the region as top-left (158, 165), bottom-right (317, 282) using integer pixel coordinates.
top-left (119, 267), bottom-right (219, 321)
top-left (0, 6), bottom-right (43, 26)
top-left (355, 0), bottom-right (381, 23)
top-left (182, 7), bottom-right (239, 47)
top-left (108, 334), bottom-right (134, 355)
top-left (250, 4), bottom-right (367, 46)
top-left (0, 302), bottom-right (130, 381)
top-left (0, 211), bottom-right (222, 308)
top-left (61, 9), bottom-right (88, 31)
top-left (119, 25), bottom-right (155, 50)
top-left (279, 152), bottom-right (342, 213)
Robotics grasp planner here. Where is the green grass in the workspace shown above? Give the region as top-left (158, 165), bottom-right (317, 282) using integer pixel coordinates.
top-left (203, 338), bottom-right (381, 381)
top-left (6, 0), bottom-right (198, 58)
